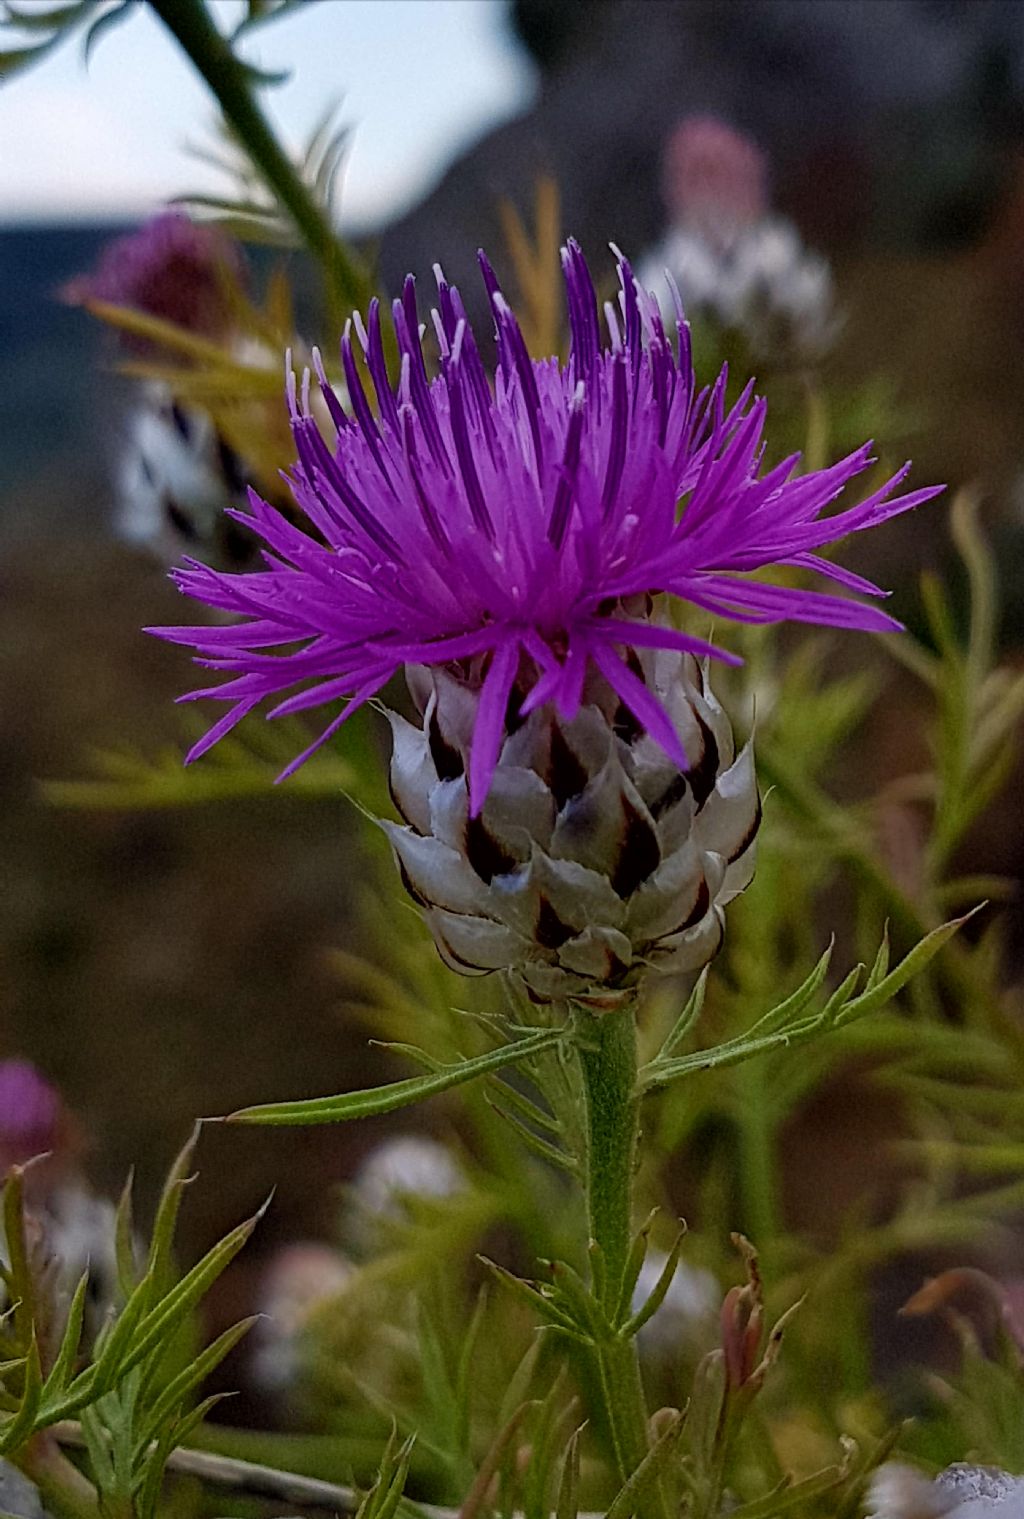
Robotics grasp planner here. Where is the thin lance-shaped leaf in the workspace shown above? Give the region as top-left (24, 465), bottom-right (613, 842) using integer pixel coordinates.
top-left (455, 1288), bottom-right (489, 1452)
top-left (486, 1073), bottom-right (562, 1135)
top-left (862, 927), bottom-right (890, 994)
top-left (833, 912), bottom-right (981, 1027)
top-left (486, 1096), bottom-right (576, 1175)
top-left (555, 1422), bottom-right (586, 1519)
top-left (113, 1204), bottom-right (268, 1383)
top-left (146, 1124), bottom-right (202, 1294)
top-left (604, 1408), bottom-right (687, 1519)
top-left (658, 968), bottom-right (710, 1059)
top-left (457, 1400), bottom-right (536, 1519)
top-left (354, 1428), bottom-right (417, 1519)
top-left (64, 1273), bottom-right (150, 1407)
top-left (52, 1202), bottom-right (265, 1421)
top-left (641, 916), bottom-right (973, 1090)
top-left (228, 1028), bottom-right (565, 1125)
top-left (0, 1336), bottom-right (42, 1457)
top-left (3, 1), bottom-right (89, 31)
top-left (523, 1376), bottom-right (576, 1519)
top-left (724, 1445), bottom-right (854, 1519)
top-left (113, 1169), bottom-right (140, 1301)
top-left (645, 945), bottom-right (834, 1083)
top-left (136, 1393), bottom-right (235, 1519)
top-left (2, 1168), bottom-right (37, 1346)
top-left (41, 1271), bottom-right (91, 1399)
top-left (81, 0), bottom-right (131, 62)
top-left (614, 1211), bottom-right (659, 1327)
top-left (547, 1259), bottom-right (608, 1339)
top-left (622, 1229), bottom-right (686, 1339)
top-left (78, 1401), bottom-right (116, 1494)
top-left (479, 1260), bottom-right (580, 1337)
top-left (137, 1317), bottom-right (257, 1451)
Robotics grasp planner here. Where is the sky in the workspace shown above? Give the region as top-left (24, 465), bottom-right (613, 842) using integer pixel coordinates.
top-left (0, 0), bottom-right (538, 229)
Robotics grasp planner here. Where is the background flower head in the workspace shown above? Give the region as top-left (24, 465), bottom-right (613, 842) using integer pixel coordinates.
top-left (64, 209), bottom-right (244, 345)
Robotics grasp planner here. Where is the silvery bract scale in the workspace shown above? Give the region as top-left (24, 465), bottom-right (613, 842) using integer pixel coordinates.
top-left (383, 649), bottom-right (759, 1005)
top-left (118, 382), bottom-right (255, 570)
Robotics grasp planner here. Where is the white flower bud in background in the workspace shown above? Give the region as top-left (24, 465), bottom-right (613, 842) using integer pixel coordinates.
top-left (117, 384), bottom-right (256, 570)
top-left (867, 1463), bottom-right (1024, 1519)
top-left (632, 1248), bottom-right (720, 1359)
top-left (637, 115), bottom-right (838, 368)
top-left (251, 1242), bottom-right (354, 1395)
top-left (352, 1136), bottom-right (465, 1224)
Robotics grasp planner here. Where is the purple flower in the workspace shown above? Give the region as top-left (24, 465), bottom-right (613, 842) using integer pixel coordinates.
top-left (153, 241), bottom-right (940, 813)
top-left (0, 1060), bottom-right (62, 1168)
top-left (64, 210), bottom-right (244, 343)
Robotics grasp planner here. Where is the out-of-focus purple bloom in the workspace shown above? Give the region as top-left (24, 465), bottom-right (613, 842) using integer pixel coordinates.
top-left (0, 1060), bottom-right (62, 1170)
top-left (64, 210), bottom-right (243, 341)
top-left (154, 241), bottom-right (940, 813)
top-left (661, 116), bottom-right (769, 245)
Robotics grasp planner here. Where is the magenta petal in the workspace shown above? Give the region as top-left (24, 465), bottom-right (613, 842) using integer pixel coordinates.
top-left (468, 640), bottom-right (520, 816)
top-left (590, 642), bottom-right (687, 767)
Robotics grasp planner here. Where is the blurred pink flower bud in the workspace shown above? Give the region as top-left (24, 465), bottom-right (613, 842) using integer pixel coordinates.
top-left (661, 116), bottom-right (768, 240)
top-left (63, 210), bottom-right (245, 345)
top-left (0, 1060), bottom-right (64, 1173)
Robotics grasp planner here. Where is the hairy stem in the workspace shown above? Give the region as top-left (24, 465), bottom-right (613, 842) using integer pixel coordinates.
top-left (573, 1004), bottom-right (652, 1485)
top-left (147, 0), bottom-right (369, 320)
top-left (16, 1435), bottom-right (101, 1519)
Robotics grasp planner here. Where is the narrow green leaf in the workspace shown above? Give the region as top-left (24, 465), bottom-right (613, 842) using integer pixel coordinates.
top-left (613, 1212), bottom-right (658, 1328)
top-left (658, 968), bottom-right (710, 1058)
top-left (487, 1098), bottom-right (575, 1174)
top-left (111, 1169), bottom-right (139, 1303)
top-left (138, 1317), bottom-right (257, 1448)
top-left (3, 0), bottom-right (87, 25)
top-left (737, 941), bottom-right (837, 1041)
top-left (82, 0), bottom-right (131, 63)
top-left (486, 1074), bottom-right (561, 1134)
top-left (523, 1374), bottom-right (574, 1519)
top-left (548, 1259), bottom-right (607, 1338)
top-left (863, 927), bottom-right (890, 993)
top-left (86, 1272), bottom-right (152, 1397)
top-left (118, 1206), bottom-right (265, 1379)
top-left (555, 1423), bottom-right (585, 1519)
top-left (78, 1401), bottom-right (116, 1493)
top-left (622, 1230), bottom-right (685, 1339)
top-left (604, 1408), bottom-right (687, 1519)
top-left (834, 913), bottom-right (978, 1027)
top-left (457, 1401), bottom-right (535, 1519)
top-left (0, 1337), bottom-right (42, 1458)
top-left (41, 1271), bottom-right (90, 1398)
top-left (479, 1260), bottom-right (577, 1334)
top-left (455, 1288), bottom-right (489, 1451)
top-left (146, 1124), bottom-right (202, 1294)
top-left (726, 1444), bottom-right (854, 1517)
top-left (228, 1028), bottom-right (564, 1125)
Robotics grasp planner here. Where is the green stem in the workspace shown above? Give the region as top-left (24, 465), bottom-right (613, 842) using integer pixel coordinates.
top-left (147, 0), bottom-right (369, 321)
top-left (573, 1005), bottom-right (651, 1485)
top-left (734, 1063), bottom-right (780, 1250)
top-left (16, 1437), bottom-right (101, 1519)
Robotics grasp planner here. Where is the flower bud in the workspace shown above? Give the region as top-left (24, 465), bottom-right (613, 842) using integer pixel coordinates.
top-left (384, 650), bottom-right (758, 1004)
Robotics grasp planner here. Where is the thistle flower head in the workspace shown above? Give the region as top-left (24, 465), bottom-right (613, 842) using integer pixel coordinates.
top-left (156, 240), bottom-right (940, 814)
top-left (65, 210), bottom-right (243, 342)
top-left (0, 1060), bottom-right (63, 1171)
